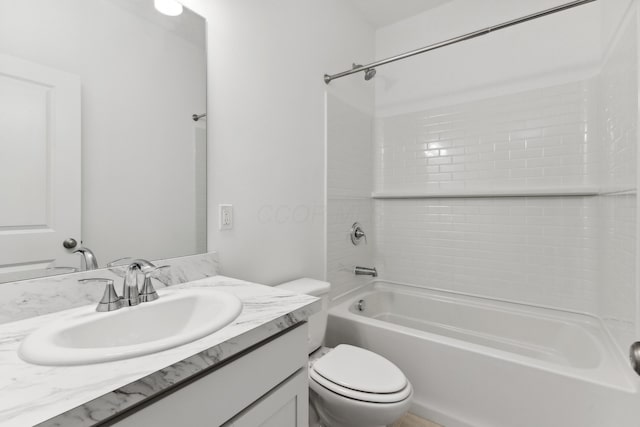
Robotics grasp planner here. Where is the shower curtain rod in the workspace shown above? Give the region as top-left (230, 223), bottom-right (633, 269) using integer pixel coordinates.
top-left (324, 0), bottom-right (597, 84)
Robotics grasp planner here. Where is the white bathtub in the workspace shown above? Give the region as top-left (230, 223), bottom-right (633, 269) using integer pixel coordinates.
top-left (326, 281), bottom-right (640, 427)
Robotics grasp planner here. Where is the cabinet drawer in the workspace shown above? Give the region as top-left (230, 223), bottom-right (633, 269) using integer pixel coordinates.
top-left (112, 323), bottom-right (308, 427)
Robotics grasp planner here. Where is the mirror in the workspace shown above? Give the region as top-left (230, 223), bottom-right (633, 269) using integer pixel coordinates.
top-left (0, 0), bottom-right (207, 282)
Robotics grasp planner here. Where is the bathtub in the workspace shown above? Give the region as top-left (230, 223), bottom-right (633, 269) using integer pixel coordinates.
top-left (326, 281), bottom-right (640, 427)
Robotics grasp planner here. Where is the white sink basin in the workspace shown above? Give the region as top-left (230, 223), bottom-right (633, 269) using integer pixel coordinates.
top-left (18, 288), bottom-right (243, 366)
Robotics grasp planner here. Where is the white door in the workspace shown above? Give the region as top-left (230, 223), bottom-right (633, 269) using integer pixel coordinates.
top-left (0, 54), bottom-right (81, 274)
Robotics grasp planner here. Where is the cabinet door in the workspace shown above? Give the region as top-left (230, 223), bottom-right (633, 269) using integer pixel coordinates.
top-left (223, 369), bottom-right (308, 427)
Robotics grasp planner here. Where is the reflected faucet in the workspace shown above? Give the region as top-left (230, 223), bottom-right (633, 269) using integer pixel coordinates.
top-left (73, 247), bottom-right (99, 271)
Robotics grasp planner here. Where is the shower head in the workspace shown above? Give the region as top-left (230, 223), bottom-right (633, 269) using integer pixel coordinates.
top-left (351, 63), bottom-right (376, 82)
top-left (364, 68), bottom-right (376, 81)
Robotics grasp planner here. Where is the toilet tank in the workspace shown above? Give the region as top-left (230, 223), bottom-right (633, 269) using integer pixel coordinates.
top-left (276, 278), bottom-right (330, 354)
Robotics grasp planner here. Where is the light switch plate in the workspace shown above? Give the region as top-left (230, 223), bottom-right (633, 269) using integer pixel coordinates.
top-left (219, 204), bottom-right (233, 231)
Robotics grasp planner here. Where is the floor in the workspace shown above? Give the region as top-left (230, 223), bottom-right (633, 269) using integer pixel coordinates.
top-left (310, 401), bottom-right (441, 427)
top-left (392, 413), bottom-right (443, 427)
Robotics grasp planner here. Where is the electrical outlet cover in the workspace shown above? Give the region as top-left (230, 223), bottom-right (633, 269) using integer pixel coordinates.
top-left (219, 204), bottom-right (233, 231)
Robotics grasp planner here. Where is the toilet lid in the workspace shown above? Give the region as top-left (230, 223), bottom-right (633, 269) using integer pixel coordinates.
top-left (310, 369), bottom-right (412, 403)
top-left (311, 344), bottom-right (408, 394)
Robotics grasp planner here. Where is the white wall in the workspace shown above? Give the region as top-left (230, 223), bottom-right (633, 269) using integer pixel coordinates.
top-left (0, 0), bottom-right (206, 265)
top-left (375, 0), bottom-right (602, 116)
top-left (182, 0), bottom-right (374, 285)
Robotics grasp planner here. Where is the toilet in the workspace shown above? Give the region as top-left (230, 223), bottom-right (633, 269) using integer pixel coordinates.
top-left (277, 278), bottom-right (412, 427)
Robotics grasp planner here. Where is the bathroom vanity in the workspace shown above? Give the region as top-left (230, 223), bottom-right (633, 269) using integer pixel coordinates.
top-left (0, 276), bottom-right (319, 426)
top-left (115, 324), bottom-right (309, 427)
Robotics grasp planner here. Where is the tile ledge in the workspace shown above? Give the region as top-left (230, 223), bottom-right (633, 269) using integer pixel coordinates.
top-left (372, 186), bottom-right (601, 199)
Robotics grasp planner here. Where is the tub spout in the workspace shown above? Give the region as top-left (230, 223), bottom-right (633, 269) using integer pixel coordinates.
top-left (355, 266), bottom-right (377, 277)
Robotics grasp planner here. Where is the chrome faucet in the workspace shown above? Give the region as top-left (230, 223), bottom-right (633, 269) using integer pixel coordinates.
top-left (77, 259), bottom-right (168, 312)
top-left (121, 259), bottom-right (168, 306)
top-left (354, 266), bottom-right (378, 277)
top-left (122, 259), bottom-right (156, 306)
top-left (73, 247), bottom-right (99, 271)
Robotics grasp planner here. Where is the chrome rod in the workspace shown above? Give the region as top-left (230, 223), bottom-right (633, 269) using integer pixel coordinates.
top-left (324, 0), bottom-right (597, 84)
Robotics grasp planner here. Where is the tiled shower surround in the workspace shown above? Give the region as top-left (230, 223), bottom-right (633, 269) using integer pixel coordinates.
top-left (375, 197), bottom-right (599, 313)
top-left (372, 80), bottom-right (601, 314)
top-left (327, 5), bottom-right (638, 360)
top-left (599, 11), bottom-right (638, 355)
top-left (375, 80), bottom-right (596, 192)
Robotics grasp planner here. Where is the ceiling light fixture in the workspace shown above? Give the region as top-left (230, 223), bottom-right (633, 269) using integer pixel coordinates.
top-left (154, 0), bottom-right (183, 16)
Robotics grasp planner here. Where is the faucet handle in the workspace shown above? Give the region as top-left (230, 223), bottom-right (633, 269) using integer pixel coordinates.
top-left (146, 265), bottom-right (170, 276)
top-left (139, 265), bottom-right (169, 303)
top-left (78, 278), bottom-right (123, 312)
top-left (142, 264), bottom-right (171, 278)
top-left (106, 257), bottom-right (134, 268)
top-left (109, 257), bottom-right (158, 269)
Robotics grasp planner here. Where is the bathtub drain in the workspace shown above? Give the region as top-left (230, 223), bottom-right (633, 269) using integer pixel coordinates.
top-left (356, 299), bottom-right (366, 312)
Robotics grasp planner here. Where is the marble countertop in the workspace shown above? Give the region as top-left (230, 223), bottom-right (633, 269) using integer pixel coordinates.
top-left (0, 276), bottom-right (320, 427)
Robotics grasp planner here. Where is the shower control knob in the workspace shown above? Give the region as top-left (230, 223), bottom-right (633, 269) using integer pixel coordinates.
top-left (63, 238), bottom-right (78, 249)
top-left (350, 222), bottom-right (367, 245)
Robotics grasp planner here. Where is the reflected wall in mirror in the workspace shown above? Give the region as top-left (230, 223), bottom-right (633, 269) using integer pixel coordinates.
top-left (0, 0), bottom-right (207, 283)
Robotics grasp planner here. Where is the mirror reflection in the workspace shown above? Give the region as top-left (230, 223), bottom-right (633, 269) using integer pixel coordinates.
top-left (0, 0), bottom-right (207, 282)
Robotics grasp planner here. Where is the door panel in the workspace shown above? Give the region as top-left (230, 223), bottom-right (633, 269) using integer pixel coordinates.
top-left (0, 54), bottom-right (81, 272)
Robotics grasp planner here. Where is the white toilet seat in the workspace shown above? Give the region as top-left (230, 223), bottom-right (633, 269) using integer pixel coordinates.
top-left (310, 369), bottom-right (412, 403)
top-left (309, 344), bottom-right (412, 404)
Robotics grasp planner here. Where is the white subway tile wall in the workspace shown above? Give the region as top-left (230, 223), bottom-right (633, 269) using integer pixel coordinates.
top-left (600, 193), bottom-right (637, 354)
top-left (375, 81), bottom-right (597, 193)
top-left (327, 95), bottom-right (374, 300)
top-left (600, 12), bottom-right (637, 193)
top-left (599, 12), bottom-right (638, 356)
top-left (372, 81), bottom-right (602, 312)
top-left (374, 197), bottom-right (599, 312)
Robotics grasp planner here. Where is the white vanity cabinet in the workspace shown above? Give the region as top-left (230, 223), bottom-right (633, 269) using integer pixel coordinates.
top-left (222, 369), bottom-right (307, 427)
top-left (113, 324), bottom-right (309, 427)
